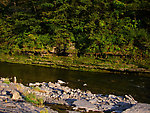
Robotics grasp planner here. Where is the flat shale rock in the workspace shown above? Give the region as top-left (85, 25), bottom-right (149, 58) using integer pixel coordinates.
top-left (0, 99), bottom-right (58, 113)
top-left (123, 103), bottom-right (150, 113)
top-left (72, 99), bottom-right (99, 112)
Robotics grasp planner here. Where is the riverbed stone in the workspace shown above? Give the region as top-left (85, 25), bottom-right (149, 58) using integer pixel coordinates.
top-left (125, 95), bottom-right (137, 104)
top-left (66, 99), bottom-right (77, 106)
top-left (57, 80), bottom-right (66, 84)
top-left (11, 90), bottom-right (22, 100)
top-left (89, 98), bottom-right (98, 104)
top-left (1, 90), bottom-right (7, 95)
top-left (68, 111), bottom-right (80, 113)
top-left (116, 102), bottom-right (132, 111)
top-left (48, 82), bottom-right (56, 87)
top-left (72, 99), bottom-right (98, 112)
top-left (0, 98), bottom-right (3, 101)
top-left (62, 86), bottom-right (71, 93)
top-left (0, 86), bottom-right (3, 92)
top-left (108, 100), bottom-right (116, 106)
top-left (116, 96), bottom-right (124, 102)
top-left (123, 103), bottom-right (150, 113)
top-left (101, 105), bottom-right (114, 111)
top-left (0, 83), bottom-right (9, 88)
top-left (0, 80), bottom-right (2, 84)
top-left (109, 94), bottom-right (117, 99)
top-left (61, 94), bottom-right (70, 99)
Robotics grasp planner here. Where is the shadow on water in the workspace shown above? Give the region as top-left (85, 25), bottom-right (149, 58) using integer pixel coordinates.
top-left (0, 61), bottom-right (150, 104)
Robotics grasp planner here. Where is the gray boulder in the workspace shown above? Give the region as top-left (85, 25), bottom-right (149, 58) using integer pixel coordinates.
top-left (72, 99), bottom-right (99, 112)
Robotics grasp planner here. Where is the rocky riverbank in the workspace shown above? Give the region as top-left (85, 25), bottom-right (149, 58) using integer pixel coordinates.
top-left (0, 77), bottom-right (150, 113)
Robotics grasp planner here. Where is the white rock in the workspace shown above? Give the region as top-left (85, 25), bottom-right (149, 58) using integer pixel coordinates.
top-left (57, 80), bottom-right (66, 84)
top-left (48, 82), bottom-right (55, 87)
top-left (14, 77), bottom-right (17, 83)
top-left (83, 83), bottom-right (87, 86)
top-left (35, 82), bottom-right (40, 86)
top-left (70, 91), bottom-right (74, 95)
top-left (109, 94), bottom-right (117, 99)
top-left (29, 83), bottom-right (35, 86)
top-left (55, 83), bottom-right (61, 87)
top-left (125, 95), bottom-right (137, 104)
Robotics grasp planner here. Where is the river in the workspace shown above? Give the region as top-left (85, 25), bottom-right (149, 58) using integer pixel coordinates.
top-left (0, 61), bottom-right (150, 104)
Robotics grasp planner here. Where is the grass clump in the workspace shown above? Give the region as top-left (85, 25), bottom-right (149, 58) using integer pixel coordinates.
top-left (2, 78), bottom-right (10, 84)
top-left (32, 86), bottom-right (41, 91)
top-left (40, 108), bottom-right (48, 113)
top-left (23, 92), bottom-right (44, 107)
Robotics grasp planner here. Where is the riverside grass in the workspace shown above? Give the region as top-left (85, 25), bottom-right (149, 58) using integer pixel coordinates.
top-left (23, 91), bottom-right (44, 107)
top-left (0, 53), bottom-right (150, 74)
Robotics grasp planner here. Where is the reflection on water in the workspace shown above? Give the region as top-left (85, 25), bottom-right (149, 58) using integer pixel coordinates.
top-left (0, 61), bottom-right (150, 103)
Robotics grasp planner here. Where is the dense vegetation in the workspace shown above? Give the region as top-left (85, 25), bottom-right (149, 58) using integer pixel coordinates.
top-left (0, 0), bottom-right (150, 70)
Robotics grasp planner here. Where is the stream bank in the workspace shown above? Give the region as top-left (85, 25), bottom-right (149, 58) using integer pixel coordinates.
top-left (0, 53), bottom-right (150, 74)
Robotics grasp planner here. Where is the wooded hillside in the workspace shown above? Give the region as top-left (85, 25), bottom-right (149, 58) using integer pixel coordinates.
top-left (0, 0), bottom-right (150, 59)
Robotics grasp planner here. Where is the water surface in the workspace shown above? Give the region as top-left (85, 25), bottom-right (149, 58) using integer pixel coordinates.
top-left (0, 61), bottom-right (150, 103)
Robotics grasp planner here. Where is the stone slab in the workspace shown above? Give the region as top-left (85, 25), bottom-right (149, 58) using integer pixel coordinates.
top-left (123, 103), bottom-right (150, 113)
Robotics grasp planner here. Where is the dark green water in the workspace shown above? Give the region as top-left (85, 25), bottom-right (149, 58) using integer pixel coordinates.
top-left (0, 62), bottom-right (150, 104)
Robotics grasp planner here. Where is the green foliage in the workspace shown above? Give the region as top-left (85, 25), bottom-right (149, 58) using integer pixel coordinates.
top-left (0, 0), bottom-right (149, 59)
top-left (32, 86), bottom-right (41, 92)
top-left (40, 108), bottom-right (48, 113)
